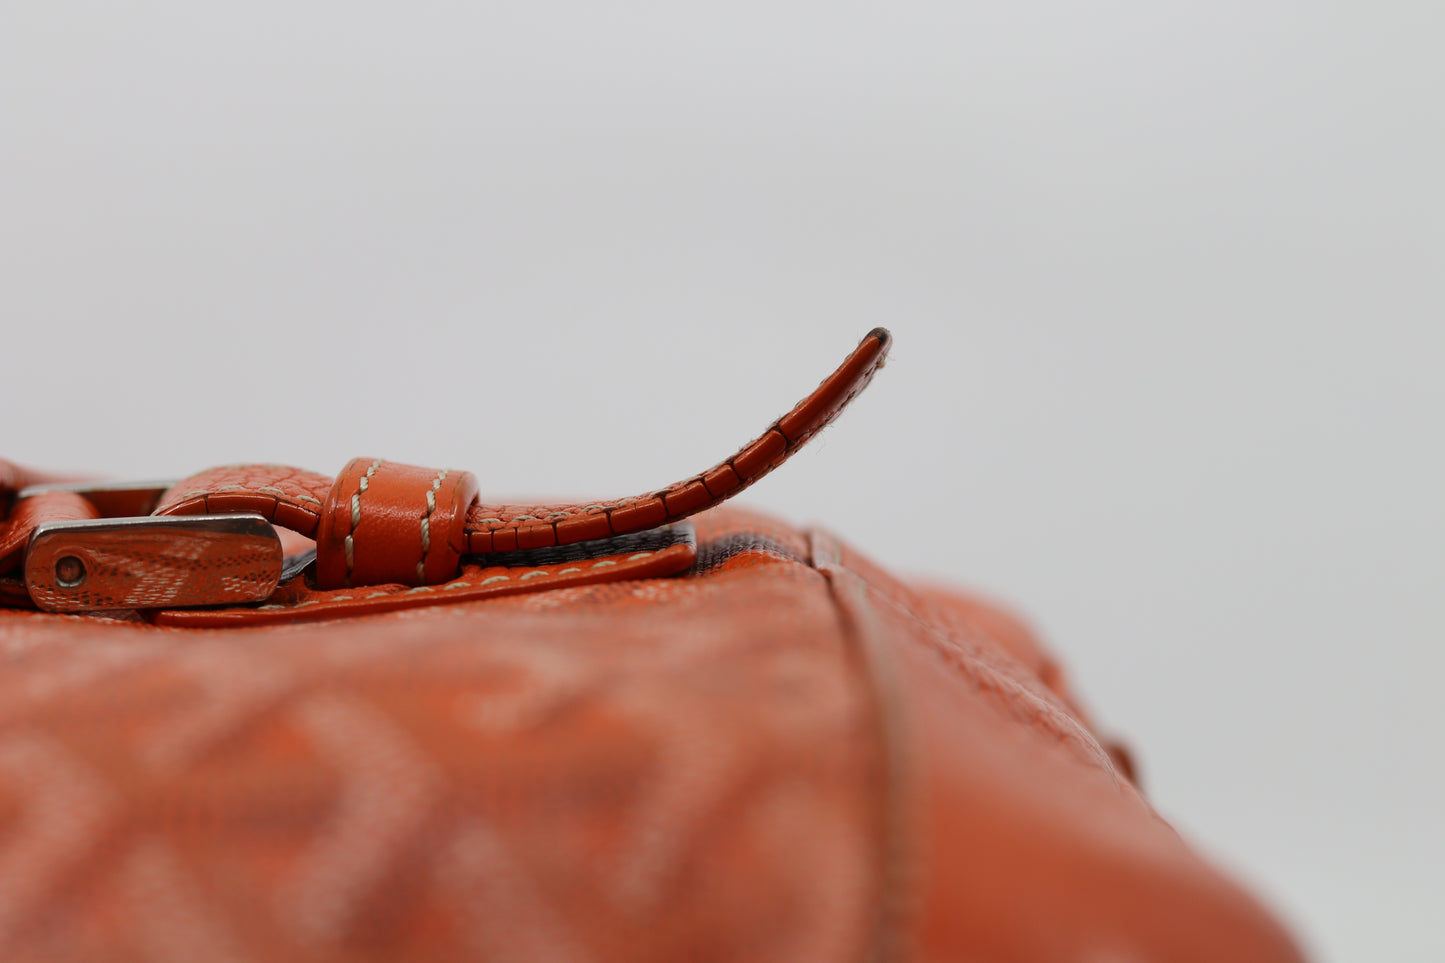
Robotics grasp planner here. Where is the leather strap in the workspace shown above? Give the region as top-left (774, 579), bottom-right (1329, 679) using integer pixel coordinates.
top-left (1, 328), bottom-right (891, 605)
top-left (153, 328), bottom-right (891, 588)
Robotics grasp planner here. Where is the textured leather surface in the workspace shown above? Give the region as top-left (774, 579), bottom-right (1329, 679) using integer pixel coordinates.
top-left (0, 505), bottom-right (1304, 962)
top-left (0, 509), bottom-right (884, 962)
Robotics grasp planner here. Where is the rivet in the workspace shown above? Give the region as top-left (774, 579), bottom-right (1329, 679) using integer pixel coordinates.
top-left (55, 556), bottom-right (86, 588)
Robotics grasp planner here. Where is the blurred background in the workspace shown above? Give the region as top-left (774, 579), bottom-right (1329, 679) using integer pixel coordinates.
top-left (3, 3), bottom-right (1440, 959)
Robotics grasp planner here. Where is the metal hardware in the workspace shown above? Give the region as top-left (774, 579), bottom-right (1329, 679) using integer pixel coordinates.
top-left (280, 547), bottom-right (318, 583)
top-left (15, 480), bottom-right (180, 518)
top-left (25, 514), bottom-right (283, 613)
top-left (14, 482), bottom-right (312, 613)
top-left (54, 555), bottom-right (86, 587)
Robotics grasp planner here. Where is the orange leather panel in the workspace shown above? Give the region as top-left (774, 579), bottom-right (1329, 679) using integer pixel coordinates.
top-left (0, 508), bottom-right (888, 962)
top-left (0, 504), bottom-right (1304, 960)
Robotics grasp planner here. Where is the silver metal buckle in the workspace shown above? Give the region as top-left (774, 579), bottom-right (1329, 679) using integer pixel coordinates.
top-left (16, 482), bottom-right (286, 613)
top-left (14, 479), bottom-right (181, 518)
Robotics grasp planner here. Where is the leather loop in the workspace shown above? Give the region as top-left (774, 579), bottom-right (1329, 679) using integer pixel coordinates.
top-left (314, 458), bottom-right (479, 590)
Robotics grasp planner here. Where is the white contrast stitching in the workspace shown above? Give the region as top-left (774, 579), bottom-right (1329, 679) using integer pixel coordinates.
top-left (558, 567), bottom-right (582, 574)
top-left (296, 494), bottom-right (322, 506)
top-left (418, 468), bottom-right (448, 584)
top-left (345, 459), bottom-right (383, 586)
top-left (519, 570), bottom-right (548, 580)
top-left (479, 575), bottom-right (510, 585)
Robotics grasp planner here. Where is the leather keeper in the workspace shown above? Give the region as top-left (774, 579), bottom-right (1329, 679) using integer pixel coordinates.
top-left (314, 458), bottom-right (479, 589)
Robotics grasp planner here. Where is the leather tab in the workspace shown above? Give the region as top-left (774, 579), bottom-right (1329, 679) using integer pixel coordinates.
top-left (315, 458), bottom-right (479, 589)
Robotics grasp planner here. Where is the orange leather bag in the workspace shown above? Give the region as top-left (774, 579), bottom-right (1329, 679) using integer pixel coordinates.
top-left (0, 330), bottom-right (1304, 962)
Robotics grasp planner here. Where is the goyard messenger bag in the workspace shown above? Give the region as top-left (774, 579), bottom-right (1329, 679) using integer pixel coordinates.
top-left (0, 329), bottom-right (1304, 962)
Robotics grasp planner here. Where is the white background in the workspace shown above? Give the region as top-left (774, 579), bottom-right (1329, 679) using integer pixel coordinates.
top-left (3, 4), bottom-right (1440, 960)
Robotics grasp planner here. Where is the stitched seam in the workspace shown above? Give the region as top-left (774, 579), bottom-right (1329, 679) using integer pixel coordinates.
top-left (810, 531), bottom-right (913, 963)
top-left (346, 459), bottom-right (382, 588)
top-left (860, 574), bottom-right (1111, 770)
top-left (418, 469), bottom-right (448, 584)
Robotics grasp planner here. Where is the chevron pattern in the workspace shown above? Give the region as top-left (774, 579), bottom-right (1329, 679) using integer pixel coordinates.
top-left (0, 509), bottom-right (884, 962)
